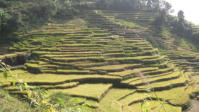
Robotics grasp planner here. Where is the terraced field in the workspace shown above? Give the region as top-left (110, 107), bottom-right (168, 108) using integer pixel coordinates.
top-left (100, 10), bottom-right (158, 26)
top-left (0, 10), bottom-right (199, 112)
top-left (192, 25), bottom-right (199, 35)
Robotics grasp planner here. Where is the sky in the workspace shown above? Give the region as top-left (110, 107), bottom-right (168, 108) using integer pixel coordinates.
top-left (165, 0), bottom-right (199, 25)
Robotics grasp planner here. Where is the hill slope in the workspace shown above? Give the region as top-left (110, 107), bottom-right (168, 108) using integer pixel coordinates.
top-left (0, 9), bottom-right (199, 112)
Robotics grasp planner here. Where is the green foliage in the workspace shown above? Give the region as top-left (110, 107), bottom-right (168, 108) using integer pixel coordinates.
top-left (49, 92), bottom-right (70, 105)
top-left (0, 8), bottom-right (18, 39)
top-left (96, 0), bottom-right (142, 10)
top-left (3, 71), bottom-right (7, 78)
top-left (53, 0), bottom-right (77, 19)
top-left (96, 0), bottom-right (171, 11)
top-left (0, 89), bottom-right (33, 112)
top-left (178, 10), bottom-right (185, 23)
top-left (153, 10), bottom-right (195, 47)
top-left (25, 0), bottom-right (55, 22)
top-left (96, 0), bottom-right (143, 10)
top-left (0, 60), bottom-right (10, 78)
top-left (49, 92), bottom-right (70, 111)
top-left (0, 0), bottom-right (78, 41)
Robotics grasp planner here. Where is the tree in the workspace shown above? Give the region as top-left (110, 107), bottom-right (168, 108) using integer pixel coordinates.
top-left (153, 0), bottom-right (172, 28)
top-left (171, 10), bottom-right (193, 37)
top-left (0, 0), bottom-right (75, 40)
top-left (178, 10), bottom-right (184, 23)
top-left (0, 8), bottom-right (18, 39)
top-left (176, 10), bottom-right (185, 35)
top-left (147, 0), bottom-right (153, 9)
top-left (161, 1), bottom-right (172, 13)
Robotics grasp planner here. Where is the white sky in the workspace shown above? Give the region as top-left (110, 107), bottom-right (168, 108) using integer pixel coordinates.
top-left (165, 0), bottom-right (199, 25)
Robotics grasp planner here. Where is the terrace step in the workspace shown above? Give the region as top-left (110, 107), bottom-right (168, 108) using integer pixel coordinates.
top-left (49, 84), bottom-right (113, 102)
top-left (89, 64), bottom-right (141, 72)
top-left (126, 71), bottom-right (180, 87)
top-left (3, 82), bottom-right (79, 91)
top-left (109, 67), bottom-right (159, 78)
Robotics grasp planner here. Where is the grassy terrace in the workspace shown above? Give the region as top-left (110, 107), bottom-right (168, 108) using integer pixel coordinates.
top-left (89, 64), bottom-right (141, 71)
top-left (0, 52), bottom-right (26, 60)
top-left (192, 25), bottom-right (199, 35)
top-left (162, 50), bottom-right (199, 72)
top-left (1, 12), bottom-right (198, 112)
top-left (0, 70), bottom-right (121, 85)
top-left (50, 84), bottom-right (112, 102)
top-left (98, 10), bottom-right (158, 27)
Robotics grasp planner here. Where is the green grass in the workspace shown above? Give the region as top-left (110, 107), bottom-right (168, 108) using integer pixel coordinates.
top-left (99, 88), bottom-right (135, 112)
top-left (117, 87), bottom-right (189, 108)
top-left (0, 89), bottom-right (33, 112)
top-left (118, 90), bottom-right (183, 111)
top-left (153, 87), bottom-right (190, 106)
top-left (58, 44), bottom-right (103, 47)
top-left (0, 52), bottom-right (26, 59)
top-left (89, 64), bottom-right (140, 71)
top-left (99, 11), bottom-right (142, 28)
top-left (66, 61), bottom-right (108, 67)
top-left (125, 101), bottom-right (181, 112)
top-left (51, 57), bottom-right (104, 62)
top-left (25, 63), bottom-right (41, 68)
top-left (0, 70), bottom-right (121, 85)
top-left (41, 54), bottom-right (100, 58)
top-left (4, 82), bottom-right (79, 91)
top-left (144, 66), bottom-right (174, 75)
top-left (137, 74), bottom-right (186, 89)
top-left (106, 55), bottom-right (163, 62)
top-left (174, 36), bottom-right (197, 51)
top-left (104, 49), bottom-right (158, 57)
top-left (54, 69), bottom-right (91, 74)
top-left (101, 10), bottom-right (157, 26)
top-left (126, 71), bottom-right (180, 86)
top-left (33, 51), bottom-right (102, 55)
top-left (110, 67), bottom-right (159, 77)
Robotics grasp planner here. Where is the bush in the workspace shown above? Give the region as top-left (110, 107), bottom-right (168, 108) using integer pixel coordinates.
top-left (49, 92), bottom-right (70, 105)
top-left (0, 89), bottom-right (32, 112)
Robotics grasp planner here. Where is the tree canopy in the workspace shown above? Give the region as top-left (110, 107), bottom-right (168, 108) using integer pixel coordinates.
top-left (0, 0), bottom-right (76, 40)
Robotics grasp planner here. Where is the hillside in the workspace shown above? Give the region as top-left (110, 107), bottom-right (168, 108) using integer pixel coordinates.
top-left (0, 8), bottom-right (199, 112)
top-left (1, 0), bottom-right (199, 112)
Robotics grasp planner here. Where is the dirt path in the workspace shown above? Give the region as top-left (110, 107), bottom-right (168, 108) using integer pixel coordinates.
top-left (186, 100), bottom-right (199, 112)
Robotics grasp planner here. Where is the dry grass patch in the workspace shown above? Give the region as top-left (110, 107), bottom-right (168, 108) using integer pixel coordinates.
top-left (0, 70), bottom-right (121, 85)
top-left (51, 57), bottom-right (105, 62)
top-left (125, 71), bottom-right (180, 86)
top-left (123, 101), bottom-right (181, 112)
top-left (89, 64), bottom-right (140, 71)
top-left (112, 67), bottom-right (158, 78)
top-left (137, 75), bottom-right (186, 89)
top-left (50, 84), bottom-right (112, 101)
top-left (99, 88), bottom-right (135, 112)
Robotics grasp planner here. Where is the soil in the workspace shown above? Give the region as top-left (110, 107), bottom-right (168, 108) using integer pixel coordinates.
top-left (186, 100), bottom-right (199, 112)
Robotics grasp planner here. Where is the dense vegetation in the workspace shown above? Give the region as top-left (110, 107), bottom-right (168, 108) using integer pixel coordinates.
top-left (0, 0), bottom-right (77, 40)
